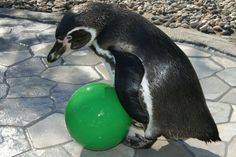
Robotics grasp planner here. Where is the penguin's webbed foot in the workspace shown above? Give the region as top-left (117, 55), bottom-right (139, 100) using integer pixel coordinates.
top-left (123, 133), bottom-right (156, 149)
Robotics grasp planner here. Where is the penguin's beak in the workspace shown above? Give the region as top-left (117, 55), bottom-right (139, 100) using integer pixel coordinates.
top-left (47, 41), bottom-right (66, 63)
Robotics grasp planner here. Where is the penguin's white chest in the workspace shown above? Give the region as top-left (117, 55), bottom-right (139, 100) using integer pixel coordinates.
top-left (140, 73), bottom-right (155, 138)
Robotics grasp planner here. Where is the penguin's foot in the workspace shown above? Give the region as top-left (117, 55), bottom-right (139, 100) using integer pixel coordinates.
top-left (123, 133), bottom-right (156, 149)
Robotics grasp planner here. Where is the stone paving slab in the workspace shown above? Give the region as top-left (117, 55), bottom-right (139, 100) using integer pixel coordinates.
top-left (6, 58), bottom-right (46, 78)
top-left (64, 48), bottom-right (102, 66)
top-left (0, 8), bottom-right (62, 23)
top-left (227, 137), bottom-right (236, 157)
top-left (0, 37), bottom-right (28, 52)
top-left (211, 55), bottom-right (236, 68)
top-left (41, 66), bottom-right (101, 84)
top-left (81, 144), bottom-right (135, 157)
top-left (37, 26), bottom-right (57, 43)
top-left (16, 147), bottom-right (71, 157)
top-left (0, 17), bottom-right (35, 27)
top-left (217, 123), bottom-right (236, 142)
top-left (217, 68), bottom-right (236, 86)
top-left (136, 140), bottom-right (193, 157)
top-left (41, 57), bottom-right (63, 68)
top-left (27, 113), bottom-right (71, 149)
top-left (207, 101), bottom-right (232, 124)
top-left (0, 26), bottom-right (12, 34)
top-left (0, 83), bottom-right (8, 98)
top-left (200, 77), bottom-right (230, 100)
top-left (16, 32), bottom-right (40, 46)
top-left (63, 141), bottom-right (83, 157)
top-left (230, 106), bottom-right (236, 122)
top-left (177, 43), bottom-right (211, 58)
top-left (0, 98), bottom-right (53, 126)
top-left (95, 63), bottom-right (112, 81)
top-left (31, 42), bottom-right (54, 57)
top-left (0, 50), bottom-right (31, 66)
top-left (220, 89), bottom-right (236, 105)
top-left (184, 138), bottom-right (226, 157)
top-left (0, 65), bottom-right (7, 83)
top-left (7, 76), bottom-right (56, 98)
top-left (51, 83), bottom-right (81, 112)
top-left (189, 58), bottom-right (223, 79)
top-left (0, 127), bottom-right (30, 157)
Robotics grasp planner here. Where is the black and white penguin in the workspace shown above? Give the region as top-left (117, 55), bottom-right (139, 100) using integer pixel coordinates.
top-left (47, 2), bottom-right (221, 148)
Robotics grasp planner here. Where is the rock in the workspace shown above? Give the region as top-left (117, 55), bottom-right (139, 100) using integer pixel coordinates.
top-left (163, 22), bottom-right (170, 27)
top-left (181, 23), bottom-right (189, 28)
top-left (207, 26), bottom-right (215, 34)
top-left (211, 9), bottom-right (220, 14)
top-left (219, 22), bottom-right (226, 27)
top-left (199, 24), bottom-right (208, 32)
top-left (177, 16), bottom-right (184, 23)
top-left (175, 22), bottom-right (181, 27)
top-left (231, 21), bottom-right (236, 29)
top-left (221, 29), bottom-right (232, 36)
top-left (190, 20), bottom-right (199, 28)
top-left (224, 24), bottom-right (232, 30)
top-left (225, 16), bottom-right (233, 22)
top-left (169, 23), bottom-right (177, 28)
top-left (168, 16), bottom-right (176, 23)
top-left (153, 19), bottom-right (162, 25)
top-left (151, 16), bottom-right (158, 21)
top-left (213, 25), bottom-right (223, 32)
top-left (177, 10), bottom-right (182, 16)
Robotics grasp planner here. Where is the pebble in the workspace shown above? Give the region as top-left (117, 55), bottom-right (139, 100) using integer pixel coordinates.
top-left (207, 26), bottom-right (215, 34)
top-left (169, 23), bottom-right (177, 28)
top-left (153, 19), bottom-right (162, 25)
top-left (213, 25), bottom-right (223, 32)
top-left (190, 20), bottom-right (199, 28)
top-left (199, 24), bottom-right (208, 32)
top-left (221, 29), bottom-right (232, 36)
top-left (231, 21), bottom-right (236, 29)
top-left (224, 24), bottom-right (232, 30)
top-left (0, 0), bottom-right (235, 36)
top-left (181, 23), bottom-right (189, 28)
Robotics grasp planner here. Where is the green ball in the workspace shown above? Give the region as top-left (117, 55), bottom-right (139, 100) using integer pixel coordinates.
top-left (65, 82), bottom-right (131, 151)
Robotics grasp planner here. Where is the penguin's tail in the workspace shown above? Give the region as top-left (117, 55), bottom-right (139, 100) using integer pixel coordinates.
top-left (197, 132), bottom-right (221, 143)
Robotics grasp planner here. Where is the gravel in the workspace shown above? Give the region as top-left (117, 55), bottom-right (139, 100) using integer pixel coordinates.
top-left (0, 0), bottom-right (236, 36)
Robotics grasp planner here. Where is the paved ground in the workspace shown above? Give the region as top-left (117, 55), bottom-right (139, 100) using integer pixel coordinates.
top-left (1, 10), bottom-right (236, 157)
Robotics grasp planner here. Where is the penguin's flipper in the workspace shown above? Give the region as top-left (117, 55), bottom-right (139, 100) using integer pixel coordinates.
top-left (111, 50), bottom-right (158, 148)
top-left (112, 50), bottom-right (149, 124)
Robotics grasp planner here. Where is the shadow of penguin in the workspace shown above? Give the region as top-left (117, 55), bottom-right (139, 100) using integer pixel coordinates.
top-left (80, 140), bottom-right (221, 157)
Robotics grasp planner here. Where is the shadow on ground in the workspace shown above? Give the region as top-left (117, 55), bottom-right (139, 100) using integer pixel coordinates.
top-left (80, 141), bottom-right (221, 157)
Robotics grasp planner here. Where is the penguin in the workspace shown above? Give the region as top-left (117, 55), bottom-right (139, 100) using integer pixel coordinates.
top-left (47, 2), bottom-right (221, 148)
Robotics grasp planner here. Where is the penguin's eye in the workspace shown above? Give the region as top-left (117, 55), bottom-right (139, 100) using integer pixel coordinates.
top-left (66, 35), bottom-right (72, 41)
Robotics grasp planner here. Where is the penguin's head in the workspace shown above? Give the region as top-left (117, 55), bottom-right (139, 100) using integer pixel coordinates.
top-left (47, 3), bottom-right (112, 63)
